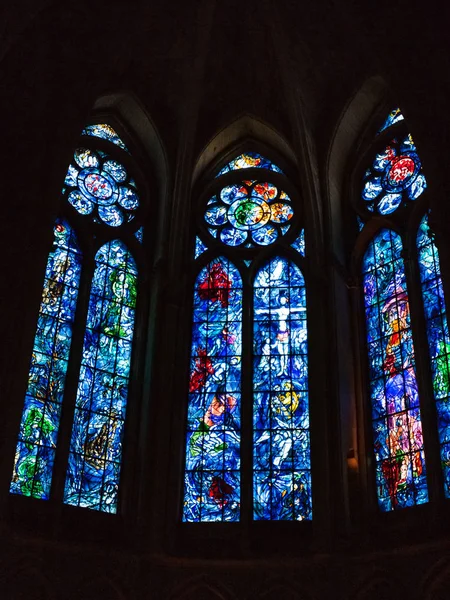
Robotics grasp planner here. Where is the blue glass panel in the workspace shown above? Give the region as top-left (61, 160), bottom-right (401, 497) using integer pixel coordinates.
top-left (67, 148), bottom-right (139, 226)
top-left (205, 181), bottom-right (293, 248)
top-left (64, 241), bottom-right (137, 512)
top-left (10, 221), bottom-right (82, 499)
top-left (362, 135), bottom-right (426, 215)
top-left (253, 258), bottom-right (311, 520)
top-left (363, 229), bottom-right (428, 510)
top-left (216, 152), bottom-right (284, 177)
top-left (194, 236), bottom-right (208, 259)
top-left (291, 229), bottom-right (306, 256)
top-left (417, 214), bottom-right (450, 496)
top-left (378, 108), bottom-right (404, 134)
top-left (183, 258), bottom-right (242, 522)
top-left (134, 227), bottom-right (144, 244)
top-left (81, 124), bottom-right (129, 153)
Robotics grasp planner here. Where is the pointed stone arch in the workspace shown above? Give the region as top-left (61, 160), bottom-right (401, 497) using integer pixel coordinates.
top-left (193, 113), bottom-right (298, 186)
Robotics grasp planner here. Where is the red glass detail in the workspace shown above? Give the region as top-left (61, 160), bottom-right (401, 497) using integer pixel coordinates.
top-left (189, 347), bottom-right (214, 392)
top-left (208, 476), bottom-right (234, 507)
top-left (388, 156), bottom-right (415, 183)
top-left (197, 262), bottom-right (232, 308)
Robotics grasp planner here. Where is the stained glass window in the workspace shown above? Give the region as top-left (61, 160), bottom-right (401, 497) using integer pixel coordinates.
top-left (362, 229), bottom-right (428, 510)
top-left (291, 229), bottom-right (305, 256)
top-left (253, 258), bottom-right (311, 520)
top-left (64, 147), bottom-right (140, 227)
top-left (12, 120), bottom-right (144, 514)
top-left (185, 149), bottom-right (310, 523)
top-left (205, 183), bottom-right (294, 247)
top-left (378, 108), bottom-right (404, 134)
top-left (10, 220), bottom-right (82, 499)
top-left (361, 134), bottom-right (426, 215)
top-left (216, 152), bottom-right (284, 177)
top-left (183, 257), bottom-right (242, 522)
top-left (417, 215), bottom-right (450, 497)
top-left (195, 236), bottom-right (208, 259)
top-left (82, 124), bottom-right (129, 153)
top-left (64, 241), bottom-right (138, 512)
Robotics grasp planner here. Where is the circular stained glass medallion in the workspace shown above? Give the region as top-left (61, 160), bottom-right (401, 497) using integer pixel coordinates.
top-left (66, 147), bottom-right (140, 227)
top-left (204, 180), bottom-right (294, 247)
top-left (361, 136), bottom-right (426, 215)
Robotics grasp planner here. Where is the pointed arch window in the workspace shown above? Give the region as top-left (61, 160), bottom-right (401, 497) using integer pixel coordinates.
top-left (11, 122), bottom-right (146, 513)
top-left (183, 151), bottom-right (312, 522)
top-left (355, 107), bottom-right (450, 510)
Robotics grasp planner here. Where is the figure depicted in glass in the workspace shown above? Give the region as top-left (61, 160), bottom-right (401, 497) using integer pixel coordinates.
top-left (363, 229), bottom-right (428, 510)
top-left (64, 241), bottom-right (137, 512)
top-left (183, 258), bottom-right (242, 522)
top-left (417, 214), bottom-right (450, 496)
top-left (253, 258), bottom-right (311, 520)
top-left (10, 221), bottom-right (82, 499)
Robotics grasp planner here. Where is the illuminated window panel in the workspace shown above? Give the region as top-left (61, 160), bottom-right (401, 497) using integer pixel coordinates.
top-left (253, 257), bottom-right (311, 520)
top-left (64, 147), bottom-right (140, 227)
top-left (378, 108), bottom-right (404, 134)
top-left (291, 229), bottom-right (305, 256)
top-left (64, 240), bottom-right (137, 512)
top-left (417, 214), bottom-right (450, 497)
top-left (363, 229), bottom-right (428, 510)
top-left (183, 257), bottom-right (242, 522)
top-left (10, 221), bottom-right (82, 499)
top-left (205, 183), bottom-right (294, 248)
top-left (216, 152), bottom-right (284, 177)
top-left (362, 134), bottom-right (426, 215)
top-left (82, 123), bottom-right (129, 153)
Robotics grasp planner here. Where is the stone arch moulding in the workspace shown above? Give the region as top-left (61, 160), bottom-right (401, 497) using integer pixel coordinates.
top-left (326, 75), bottom-right (388, 261)
top-left (192, 113), bottom-right (298, 186)
top-left (93, 91), bottom-right (170, 250)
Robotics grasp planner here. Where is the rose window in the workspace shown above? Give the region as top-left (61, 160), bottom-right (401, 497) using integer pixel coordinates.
top-left (361, 134), bottom-right (427, 215)
top-left (63, 147), bottom-right (140, 227)
top-left (204, 180), bottom-right (294, 247)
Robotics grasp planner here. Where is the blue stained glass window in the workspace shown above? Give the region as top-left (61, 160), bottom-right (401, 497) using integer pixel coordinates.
top-left (183, 257), bottom-right (242, 522)
top-left (253, 258), bottom-right (311, 520)
top-left (216, 152), bottom-right (284, 177)
top-left (65, 147), bottom-right (140, 227)
top-left (64, 240), bottom-right (138, 512)
top-left (195, 236), bottom-right (208, 259)
top-left (134, 227), bottom-right (144, 243)
top-left (362, 135), bottom-right (426, 215)
top-left (363, 229), bottom-right (428, 511)
top-left (205, 183), bottom-right (294, 248)
top-left (82, 124), bottom-right (130, 153)
top-left (417, 215), bottom-right (450, 497)
top-left (10, 221), bottom-right (82, 499)
top-left (291, 229), bottom-right (305, 256)
top-left (378, 108), bottom-right (404, 134)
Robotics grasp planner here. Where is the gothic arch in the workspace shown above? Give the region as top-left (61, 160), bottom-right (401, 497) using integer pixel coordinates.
top-left (192, 113), bottom-right (298, 186)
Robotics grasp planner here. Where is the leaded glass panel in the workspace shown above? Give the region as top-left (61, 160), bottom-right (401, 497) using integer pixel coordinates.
top-left (253, 257), bottom-right (311, 520)
top-left (183, 258), bottom-right (242, 522)
top-left (64, 240), bottom-right (137, 512)
top-left (363, 229), bottom-right (428, 510)
top-left (362, 135), bottom-right (426, 215)
top-left (217, 152), bottom-right (283, 177)
top-left (82, 124), bottom-right (129, 153)
top-left (417, 215), bottom-right (450, 497)
top-left (10, 221), bottom-right (82, 499)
